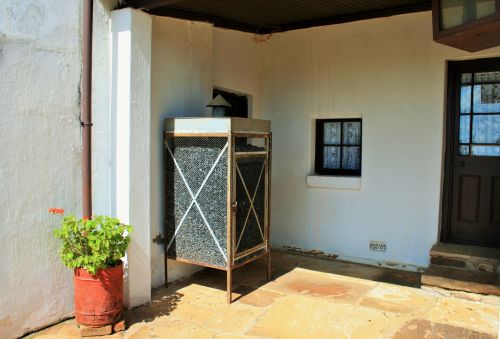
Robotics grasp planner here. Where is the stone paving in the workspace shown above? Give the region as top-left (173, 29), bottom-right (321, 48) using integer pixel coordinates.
top-left (28, 251), bottom-right (500, 339)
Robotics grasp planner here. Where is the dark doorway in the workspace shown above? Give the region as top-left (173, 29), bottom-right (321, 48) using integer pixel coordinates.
top-left (442, 58), bottom-right (500, 248)
top-left (213, 88), bottom-right (248, 118)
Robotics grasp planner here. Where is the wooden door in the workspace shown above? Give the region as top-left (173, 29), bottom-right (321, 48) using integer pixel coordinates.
top-left (443, 58), bottom-right (500, 247)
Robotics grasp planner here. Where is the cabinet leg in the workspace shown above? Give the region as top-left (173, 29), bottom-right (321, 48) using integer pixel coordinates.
top-left (164, 255), bottom-right (168, 286)
top-left (227, 269), bottom-right (232, 304)
top-left (266, 251), bottom-right (272, 281)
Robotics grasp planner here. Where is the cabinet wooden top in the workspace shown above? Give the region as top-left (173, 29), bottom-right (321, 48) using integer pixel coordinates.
top-left (164, 117), bottom-right (271, 135)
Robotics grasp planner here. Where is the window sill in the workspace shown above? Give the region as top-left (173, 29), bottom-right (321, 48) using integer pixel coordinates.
top-left (306, 175), bottom-right (361, 190)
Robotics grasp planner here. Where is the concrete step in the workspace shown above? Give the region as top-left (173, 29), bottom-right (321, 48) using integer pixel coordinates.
top-left (430, 243), bottom-right (500, 273)
top-left (422, 264), bottom-right (500, 296)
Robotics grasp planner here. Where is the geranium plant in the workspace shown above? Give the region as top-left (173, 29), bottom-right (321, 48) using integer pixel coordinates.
top-left (50, 209), bottom-right (132, 275)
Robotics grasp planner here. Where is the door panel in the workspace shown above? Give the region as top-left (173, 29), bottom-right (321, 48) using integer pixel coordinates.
top-left (491, 177), bottom-right (500, 224)
top-left (443, 58), bottom-right (500, 247)
top-left (457, 175), bottom-right (480, 223)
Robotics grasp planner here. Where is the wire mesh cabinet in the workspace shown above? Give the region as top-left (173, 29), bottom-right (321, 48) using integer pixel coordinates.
top-left (164, 117), bottom-right (271, 303)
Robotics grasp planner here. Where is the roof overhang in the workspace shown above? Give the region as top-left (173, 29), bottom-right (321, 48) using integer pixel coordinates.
top-left (122, 0), bottom-right (432, 34)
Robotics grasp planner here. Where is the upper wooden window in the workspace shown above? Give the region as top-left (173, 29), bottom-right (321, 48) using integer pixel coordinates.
top-left (315, 119), bottom-right (362, 176)
top-left (432, 0), bottom-right (500, 52)
top-left (439, 0), bottom-right (496, 30)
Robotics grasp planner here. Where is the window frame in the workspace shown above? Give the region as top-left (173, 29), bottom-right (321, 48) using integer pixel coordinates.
top-left (315, 118), bottom-right (362, 177)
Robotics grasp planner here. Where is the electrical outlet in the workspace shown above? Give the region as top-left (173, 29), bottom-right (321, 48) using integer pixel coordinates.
top-left (370, 240), bottom-right (386, 252)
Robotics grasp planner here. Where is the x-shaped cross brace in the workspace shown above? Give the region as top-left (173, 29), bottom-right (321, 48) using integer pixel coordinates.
top-left (235, 160), bottom-right (266, 253)
top-left (165, 141), bottom-right (229, 263)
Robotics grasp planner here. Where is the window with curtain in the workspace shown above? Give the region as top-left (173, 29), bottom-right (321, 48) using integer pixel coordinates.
top-left (315, 119), bottom-right (362, 176)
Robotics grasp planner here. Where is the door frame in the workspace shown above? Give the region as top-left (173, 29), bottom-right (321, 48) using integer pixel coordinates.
top-left (441, 57), bottom-right (500, 245)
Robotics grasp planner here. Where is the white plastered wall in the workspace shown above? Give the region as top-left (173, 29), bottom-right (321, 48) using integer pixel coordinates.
top-left (149, 17), bottom-right (262, 287)
top-left (0, 2), bottom-right (263, 336)
top-left (0, 1), bottom-right (82, 338)
top-left (0, 0), bottom-right (123, 336)
top-left (150, 16), bottom-right (214, 287)
top-left (6, 6), bottom-right (500, 337)
top-left (115, 10), bottom-right (500, 286)
top-left (212, 28), bottom-right (263, 119)
top-left (261, 11), bottom-right (500, 268)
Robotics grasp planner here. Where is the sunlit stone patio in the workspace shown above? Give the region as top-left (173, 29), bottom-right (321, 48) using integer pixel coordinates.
top-left (28, 251), bottom-right (500, 338)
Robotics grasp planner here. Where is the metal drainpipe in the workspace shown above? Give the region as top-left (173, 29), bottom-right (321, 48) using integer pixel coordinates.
top-left (82, 0), bottom-right (93, 219)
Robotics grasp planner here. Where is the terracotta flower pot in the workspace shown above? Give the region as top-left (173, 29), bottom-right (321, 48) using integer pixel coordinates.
top-left (73, 262), bottom-right (123, 327)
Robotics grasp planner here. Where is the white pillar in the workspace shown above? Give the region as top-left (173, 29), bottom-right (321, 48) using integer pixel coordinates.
top-left (111, 8), bottom-right (152, 308)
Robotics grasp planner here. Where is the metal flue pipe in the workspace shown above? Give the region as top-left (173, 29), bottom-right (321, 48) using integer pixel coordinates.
top-left (82, 0), bottom-right (93, 219)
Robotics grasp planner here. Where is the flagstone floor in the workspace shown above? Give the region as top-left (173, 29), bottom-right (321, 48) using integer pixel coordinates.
top-left (29, 251), bottom-right (500, 339)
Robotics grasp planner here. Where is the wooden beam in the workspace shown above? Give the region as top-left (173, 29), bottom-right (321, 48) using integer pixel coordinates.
top-left (148, 7), bottom-right (259, 33)
top-left (275, 2), bottom-right (432, 33)
top-left (127, 0), bottom-right (185, 10)
top-left (140, 1), bottom-right (431, 34)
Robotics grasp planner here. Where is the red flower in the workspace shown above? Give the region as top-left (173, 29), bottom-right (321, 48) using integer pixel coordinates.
top-left (49, 208), bottom-right (64, 215)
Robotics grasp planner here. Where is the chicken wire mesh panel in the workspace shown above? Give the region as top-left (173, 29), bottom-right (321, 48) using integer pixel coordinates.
top-left (235, 156), bottom-right (266, 255)
top-left (165, 136), bottom-right (229, 268)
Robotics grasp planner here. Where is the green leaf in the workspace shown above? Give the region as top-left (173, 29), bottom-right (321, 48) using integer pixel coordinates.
top-left (52, 215), bottom-right (132, 272)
